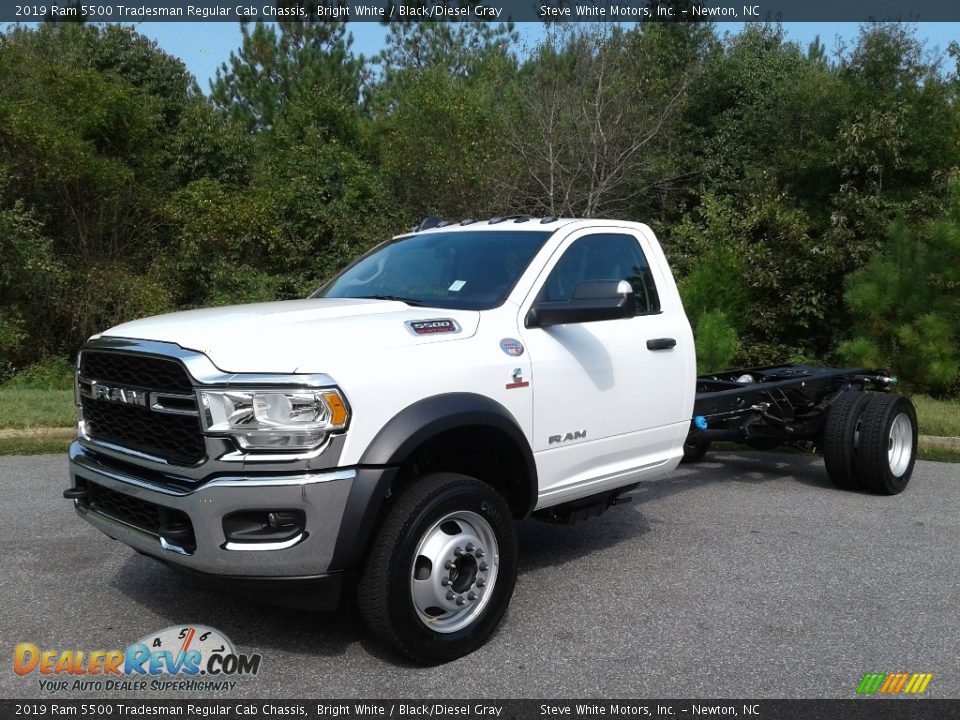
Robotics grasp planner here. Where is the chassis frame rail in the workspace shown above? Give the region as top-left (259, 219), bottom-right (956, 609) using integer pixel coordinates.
top-left (689, 364), bottom-right (897, 445)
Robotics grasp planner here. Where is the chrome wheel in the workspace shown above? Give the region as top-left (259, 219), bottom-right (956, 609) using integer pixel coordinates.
top-left (887, 412), bottom-right (913, 477)
top-left (410, 510), bottom-right (499, 634)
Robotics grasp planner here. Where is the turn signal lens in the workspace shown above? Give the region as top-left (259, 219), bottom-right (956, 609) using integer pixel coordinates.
top-left (321, 391), bottom-right (348, 426)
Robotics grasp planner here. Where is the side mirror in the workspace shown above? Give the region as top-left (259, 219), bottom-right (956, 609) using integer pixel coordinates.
top-left (528, 280), bottom-right (635, 328)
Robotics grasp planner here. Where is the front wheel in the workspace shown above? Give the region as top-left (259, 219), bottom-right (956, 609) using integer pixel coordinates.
top-left (681, 437), bottom-right (711, 464)
top-left (357, 472), bottom-right (518, 665)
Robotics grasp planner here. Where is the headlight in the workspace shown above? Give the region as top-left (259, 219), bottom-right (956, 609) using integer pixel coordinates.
top-left (199, 388), bottom-right (349, 451)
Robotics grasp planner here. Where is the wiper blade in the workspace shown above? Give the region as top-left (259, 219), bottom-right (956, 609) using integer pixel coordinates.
top-left (355, 295), bottom-right (425, 306)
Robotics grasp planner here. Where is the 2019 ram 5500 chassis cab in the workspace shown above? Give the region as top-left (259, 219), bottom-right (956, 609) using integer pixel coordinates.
top-left (65, 217), bottom-right (918, 664)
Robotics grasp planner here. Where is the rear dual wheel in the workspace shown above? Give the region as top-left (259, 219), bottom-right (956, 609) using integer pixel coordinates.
top-left (823, 391), bottom-right (917, 495)
top-left (855, 394), bottom-right (917, 495)
top-left (823, 391), bottom-right (871, 490)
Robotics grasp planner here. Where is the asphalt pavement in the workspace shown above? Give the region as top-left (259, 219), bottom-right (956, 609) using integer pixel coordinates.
top-left (1, 452), bottom-right (957, 699)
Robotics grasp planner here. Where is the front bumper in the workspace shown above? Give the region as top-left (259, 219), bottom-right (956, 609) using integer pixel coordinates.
top-left (68, 442), bottom-right (356, 580)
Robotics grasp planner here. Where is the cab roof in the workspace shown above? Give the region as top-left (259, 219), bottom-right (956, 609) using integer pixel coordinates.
top-left (398, 216), bottom-right (651, 238)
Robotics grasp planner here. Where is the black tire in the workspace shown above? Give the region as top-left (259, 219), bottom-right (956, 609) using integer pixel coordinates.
top-left (357, 472), bottom-right (518, 665)
top-left (855, 394), bottom-right (918, 495)
top-left (681, 437), bottom-right (711, 464)
top-left (823, 390), bottom-right (871, 490)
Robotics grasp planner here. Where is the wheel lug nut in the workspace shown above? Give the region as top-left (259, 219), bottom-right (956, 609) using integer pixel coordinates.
top-left (465, 543), bottom-right (475, 552)
top-left (446, 591), bottom-right (456, 601)
top-left (444, 560), bottom-right (454, 570)
top-left (468, 592), bottom-right (477, 601)
top-left (475, 549), bottom-right (484, 558)
top-left (454, 547), bottom-right (464, 556)
top-left (476, 579), bottom-right (486, 588)
top-left (456, 596), bottom-right (465, 606)
top-left (441, 578), bottom-right (450, 586)
top-left (479, 562), bottom-right (488, 571)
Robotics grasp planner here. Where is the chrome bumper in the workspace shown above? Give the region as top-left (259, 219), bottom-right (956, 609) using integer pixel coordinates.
top-left (68, 442), bottom-right (355, 578)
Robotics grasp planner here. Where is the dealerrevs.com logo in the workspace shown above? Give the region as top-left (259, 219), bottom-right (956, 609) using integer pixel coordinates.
top-left (14, 625), bottom-right (262, 693)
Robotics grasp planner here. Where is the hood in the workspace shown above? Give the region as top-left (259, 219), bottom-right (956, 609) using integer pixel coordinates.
top-left (101, 298), bottom-right (480, 374)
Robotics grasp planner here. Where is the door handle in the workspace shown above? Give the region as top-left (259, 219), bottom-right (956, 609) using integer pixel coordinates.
top-left (646, 338), bottom-right (677, 351)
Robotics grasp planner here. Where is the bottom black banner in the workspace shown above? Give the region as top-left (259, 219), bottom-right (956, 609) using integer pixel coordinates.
top-left (1, 699), bottom-right (958, 720)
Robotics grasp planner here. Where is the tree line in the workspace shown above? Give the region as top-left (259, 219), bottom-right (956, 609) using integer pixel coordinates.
top-left (1, 17), bottom-right (958, 394)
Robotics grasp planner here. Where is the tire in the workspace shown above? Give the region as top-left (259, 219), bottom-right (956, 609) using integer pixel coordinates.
top-left (357, 472), bottom-right (518, 665)
top-left (855, 394), bottom-right (918, 495)
top-left (681, 437), bottom-right (711, 464)
top-left (823, 391), bottom-right (871, 490)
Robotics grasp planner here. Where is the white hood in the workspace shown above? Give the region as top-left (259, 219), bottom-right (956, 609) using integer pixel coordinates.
top-left (101, 299), bottom-right (480, 374)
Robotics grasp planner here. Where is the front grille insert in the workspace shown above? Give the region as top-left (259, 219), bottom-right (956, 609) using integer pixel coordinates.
top-left (84, 481), bottom-right (196, 553)
top-left (81, 397), bottom-right (205, 466)
top-left (79, 350), bottom-right (204, 466)
top-left (80, 351), bottom-right (193, 393)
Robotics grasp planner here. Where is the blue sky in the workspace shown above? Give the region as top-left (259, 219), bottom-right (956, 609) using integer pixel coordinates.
top-left (132, 21), bottom-right (960, 92)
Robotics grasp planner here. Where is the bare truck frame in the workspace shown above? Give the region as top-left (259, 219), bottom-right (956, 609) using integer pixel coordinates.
top-left (684, 364), bottom-right (917, 495)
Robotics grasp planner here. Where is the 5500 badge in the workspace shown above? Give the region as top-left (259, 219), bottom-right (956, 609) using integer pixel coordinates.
top-left (14, 625), bottom-right (261, 692)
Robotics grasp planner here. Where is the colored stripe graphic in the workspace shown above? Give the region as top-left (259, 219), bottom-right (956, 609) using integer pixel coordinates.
top-left (904, 674), bottom-right (921, 693)
top-left (858, 672), bottom-right (933, 694)
top-left (857, 673), bottom-right (885, 694)
top-left (883, 673), bottom-right (909, 694)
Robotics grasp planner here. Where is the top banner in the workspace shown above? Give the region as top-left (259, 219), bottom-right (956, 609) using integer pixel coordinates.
top-left (3, 0), bottom-right (960, 23)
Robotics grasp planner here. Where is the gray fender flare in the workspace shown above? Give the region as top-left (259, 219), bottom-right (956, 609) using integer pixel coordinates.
top-left (328, 393), bottom-right (537, 571)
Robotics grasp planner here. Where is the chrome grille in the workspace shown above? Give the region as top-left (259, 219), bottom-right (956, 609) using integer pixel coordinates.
top-left (80, 351), bottom-right (193, 393)
top-left (79, 351), bottom-right (205, 466)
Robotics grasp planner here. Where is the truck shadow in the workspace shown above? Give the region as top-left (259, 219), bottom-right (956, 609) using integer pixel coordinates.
top-left (518, 450), bottom-right (832, 571)
top-left (110, 555), bottom-right (364, 661)
top-left (516, 508), bottom-right (652, 573)
top-left (666, 450), bottom-right (834, 493)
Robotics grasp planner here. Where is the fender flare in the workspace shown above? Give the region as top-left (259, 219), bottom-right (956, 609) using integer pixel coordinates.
top-left (328, 393), bottom-right (537, 571)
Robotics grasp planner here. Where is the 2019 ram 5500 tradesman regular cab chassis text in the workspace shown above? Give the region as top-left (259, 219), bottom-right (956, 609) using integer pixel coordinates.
top-left (64, 217), bottom-right (918, 664)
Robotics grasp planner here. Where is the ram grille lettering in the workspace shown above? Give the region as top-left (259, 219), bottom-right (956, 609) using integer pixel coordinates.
top-left (89, 382), bottom-right (149, 408)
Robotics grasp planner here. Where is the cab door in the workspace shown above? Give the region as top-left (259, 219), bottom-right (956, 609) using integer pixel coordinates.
top-left (517, 228), bottom-right (694, 506)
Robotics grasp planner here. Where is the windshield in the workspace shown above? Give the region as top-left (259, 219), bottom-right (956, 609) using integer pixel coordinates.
top-left (315, 230), bottom-right (553, 310)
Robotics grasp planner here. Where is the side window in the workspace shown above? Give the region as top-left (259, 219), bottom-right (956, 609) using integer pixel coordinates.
top-left (542, 233), bottom-right (661, 315)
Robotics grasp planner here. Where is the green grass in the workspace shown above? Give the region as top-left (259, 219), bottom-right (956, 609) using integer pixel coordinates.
top-left (2, 357), bottom-right (75, 390)
top-left (918, 446), bottom-right (960, 463)
top-left (912, 395), bottom-right (960, 438)
top-left (0, 438), bottom-right (71, 456)
top-left (0, 389), bottom-right (75, 429)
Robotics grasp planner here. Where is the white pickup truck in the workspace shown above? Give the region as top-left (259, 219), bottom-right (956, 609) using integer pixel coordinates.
top-left (65, 217), bottom-right (918, 664)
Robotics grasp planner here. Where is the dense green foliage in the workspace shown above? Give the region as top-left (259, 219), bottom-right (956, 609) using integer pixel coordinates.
top-left (2, 20), bottom-right (959, 395)
top-left (839, 189), bottom-right (960, 394)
